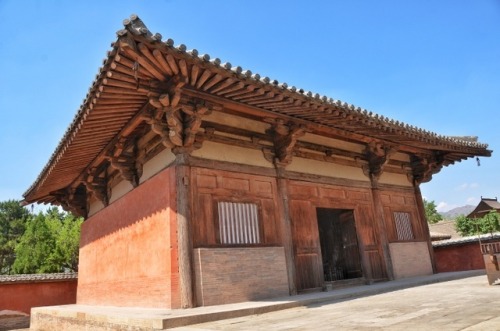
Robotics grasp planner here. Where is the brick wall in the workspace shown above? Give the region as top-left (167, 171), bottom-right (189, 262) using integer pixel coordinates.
top-left (433, 242), bottom-right (486, 273)
top-left (389, 242), bottom-right (433, 278)
top-left (193, 247), bottom-right (289, 306)
top-left (77, 167), bottom-right (180, 309)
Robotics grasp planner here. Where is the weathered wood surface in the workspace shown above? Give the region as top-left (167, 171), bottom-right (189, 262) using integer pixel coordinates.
top-left (287, 180), bottom-right (390, 290)
top-left (190, 168), bottom-right (282, 248)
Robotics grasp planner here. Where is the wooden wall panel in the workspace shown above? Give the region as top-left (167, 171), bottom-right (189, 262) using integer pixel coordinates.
top-left (317, 187), bottom-right (346, 200)
top-left (288, 182), bottom-right (318, 200)
top-left (192, 193), bottom-right (214, 247)
top-left (366, 250), bottom-right (387, 281)
top-left (380, 189), bottom-right (426, 242)
top-left (191, 168), bottom-right (281, 247)
top-left (262, 198), bottom-right (281, 244)
top-left (383, 206), bottom-right (397, 241)
top-left (355, 204), bottom-right (377, 246)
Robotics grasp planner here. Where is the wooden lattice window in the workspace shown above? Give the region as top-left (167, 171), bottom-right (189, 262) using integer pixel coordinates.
top-left (217, 201), bottom-right (261, 245)
top-left (394, 212), bottom-right (415, 241)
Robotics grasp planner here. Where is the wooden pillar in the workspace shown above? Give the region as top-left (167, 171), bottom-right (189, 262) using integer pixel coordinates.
top-left (175, 152), bottom-right (195, 308)
top-left (414, 185), bottom-right (437, 274)
top-left (370, 184), bottom-right (395, 280)
top-left (276, 167), bottom-right (297, 295)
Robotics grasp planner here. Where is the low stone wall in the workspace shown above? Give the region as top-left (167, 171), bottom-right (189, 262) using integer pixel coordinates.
top-left (193, 247), bottom-right (289, 306)
top-left (0, 273), bottom-right (77, 317)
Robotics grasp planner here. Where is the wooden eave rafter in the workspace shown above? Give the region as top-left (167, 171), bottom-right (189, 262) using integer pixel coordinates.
top-left (24, 14), bottom-right (491, 207)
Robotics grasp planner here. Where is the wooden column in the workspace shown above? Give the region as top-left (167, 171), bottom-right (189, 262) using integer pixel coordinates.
top-left (363, 141), bottom-right (395, 280)
top-left (175, 152), bottom-right (195, 308)
top-left (276, 167), bottom-right (297, 295)
top-left (414, 185), bottom-right (437, 274)
top-left (370, 184), bottom-right (395, 280)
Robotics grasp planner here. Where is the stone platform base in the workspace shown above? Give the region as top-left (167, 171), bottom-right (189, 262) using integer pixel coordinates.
top-left (29, 302), bottom-right (287, 331)
top-left (30, 305), bottom-right (176, 331)
top-left (28, 271), bottom-right (485, 330)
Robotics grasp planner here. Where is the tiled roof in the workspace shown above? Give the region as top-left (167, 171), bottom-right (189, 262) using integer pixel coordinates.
top-left (0, 272), bottom-right (77, 284)
top-left (432, 232), bottom-right (500, 247)
top-left (466, 198), bottom-right (500, 218)
top-left (23, 14), bottom-right (492, 204)
top-left (429, 231), bottom-right (452, 241)
top-left (428, 220), bottom-right (461, 240)
top-left (482, 199), bottom-right (500, 210)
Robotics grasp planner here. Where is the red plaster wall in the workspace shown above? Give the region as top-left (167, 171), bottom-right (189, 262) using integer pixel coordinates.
top-left (434, 243), bottom-right (486, 273)
top-left (0, 280), bottom-right (76, 314)
top-left (77, 168), bottom-right (180, 308)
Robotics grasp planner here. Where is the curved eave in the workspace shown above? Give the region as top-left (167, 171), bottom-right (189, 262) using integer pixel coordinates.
top-left (23, 14), bottom-right (492, 204)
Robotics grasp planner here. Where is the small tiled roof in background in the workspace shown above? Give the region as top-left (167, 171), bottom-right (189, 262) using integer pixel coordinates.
top-left (428, 220), bottom-right (461, 241)
top-left (0, 272), bottom-right (77, 284)
top-left (467, 197), bottom-right (500, 219)
top-left (432, 232), bottom-right (500, 248)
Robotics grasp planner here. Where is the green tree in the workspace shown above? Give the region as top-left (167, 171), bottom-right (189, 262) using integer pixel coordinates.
top-left (455, 211), bottom-right (500, 236)
top-left (0, 200), bottom-right (30, 274)
top-left (12, 207), bottom-right (82, 273)
top-left (46, 211), bottom-right (82, 272)
top-left (455, 214), bottom-right (476, 236)
top-left (423, 199), bottom-right (443, 224)
top-left (12, 212), bottom-right (55, 273)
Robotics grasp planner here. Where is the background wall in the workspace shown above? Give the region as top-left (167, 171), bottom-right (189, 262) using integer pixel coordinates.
top-left (433, 242), bottom-right (487, 273)
top-left (0, 274), bottom-right (77, 314)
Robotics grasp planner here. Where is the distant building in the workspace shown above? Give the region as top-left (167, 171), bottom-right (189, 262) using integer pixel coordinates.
top-left (430, 198), bottom-right (500, 275)
top-left (467, 197), bottom-right (500, 219)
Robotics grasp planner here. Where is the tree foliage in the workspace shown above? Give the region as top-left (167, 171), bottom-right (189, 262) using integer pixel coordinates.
top-left (0, 200), bottom-right (30, 274)
top-left (455, 211), bottom-right (500, 236)
top-left (423, 199), bottom-right (443, 224)
top-left (0, 200), bottom-right (82, 274)
top-left (12, 207), bottom-right (82, 274)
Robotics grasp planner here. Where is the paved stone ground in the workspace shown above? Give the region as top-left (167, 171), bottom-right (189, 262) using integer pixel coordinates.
top-left (0, 311), bottom-right (29, 331)
top-left (171, 276), bottom-right (500, 331)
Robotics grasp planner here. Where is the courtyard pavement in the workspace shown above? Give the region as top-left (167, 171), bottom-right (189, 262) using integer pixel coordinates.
top-left (170, 271), bottom-right (499, 331)
top-left (22, 270), bottom-right (500, 330)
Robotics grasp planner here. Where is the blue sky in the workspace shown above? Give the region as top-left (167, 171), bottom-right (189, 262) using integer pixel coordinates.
top-left (0, 1), bottom-right (499, 213)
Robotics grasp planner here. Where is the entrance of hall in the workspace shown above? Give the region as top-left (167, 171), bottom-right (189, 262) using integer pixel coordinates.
top-left (316, 208), bottom-right (363, 282)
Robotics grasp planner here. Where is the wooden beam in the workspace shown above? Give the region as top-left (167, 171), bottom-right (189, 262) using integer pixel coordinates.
top-left (181, 87), bottom-right (435, 156)
top-left (68, 103), bottom-right (151, 190)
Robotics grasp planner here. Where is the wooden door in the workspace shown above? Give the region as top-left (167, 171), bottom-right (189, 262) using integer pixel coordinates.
top-left (289, 200), bottom-right (323, 291)
top-left (339, 211), bottom-right (363, 279)
top-left (356, 205), bottom-right (387, 281)
top-left (317, 209), bottom-right (363, 281)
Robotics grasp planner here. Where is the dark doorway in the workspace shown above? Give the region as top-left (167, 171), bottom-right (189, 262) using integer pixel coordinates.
top-left (316, 208), bottom-right (363, 282)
